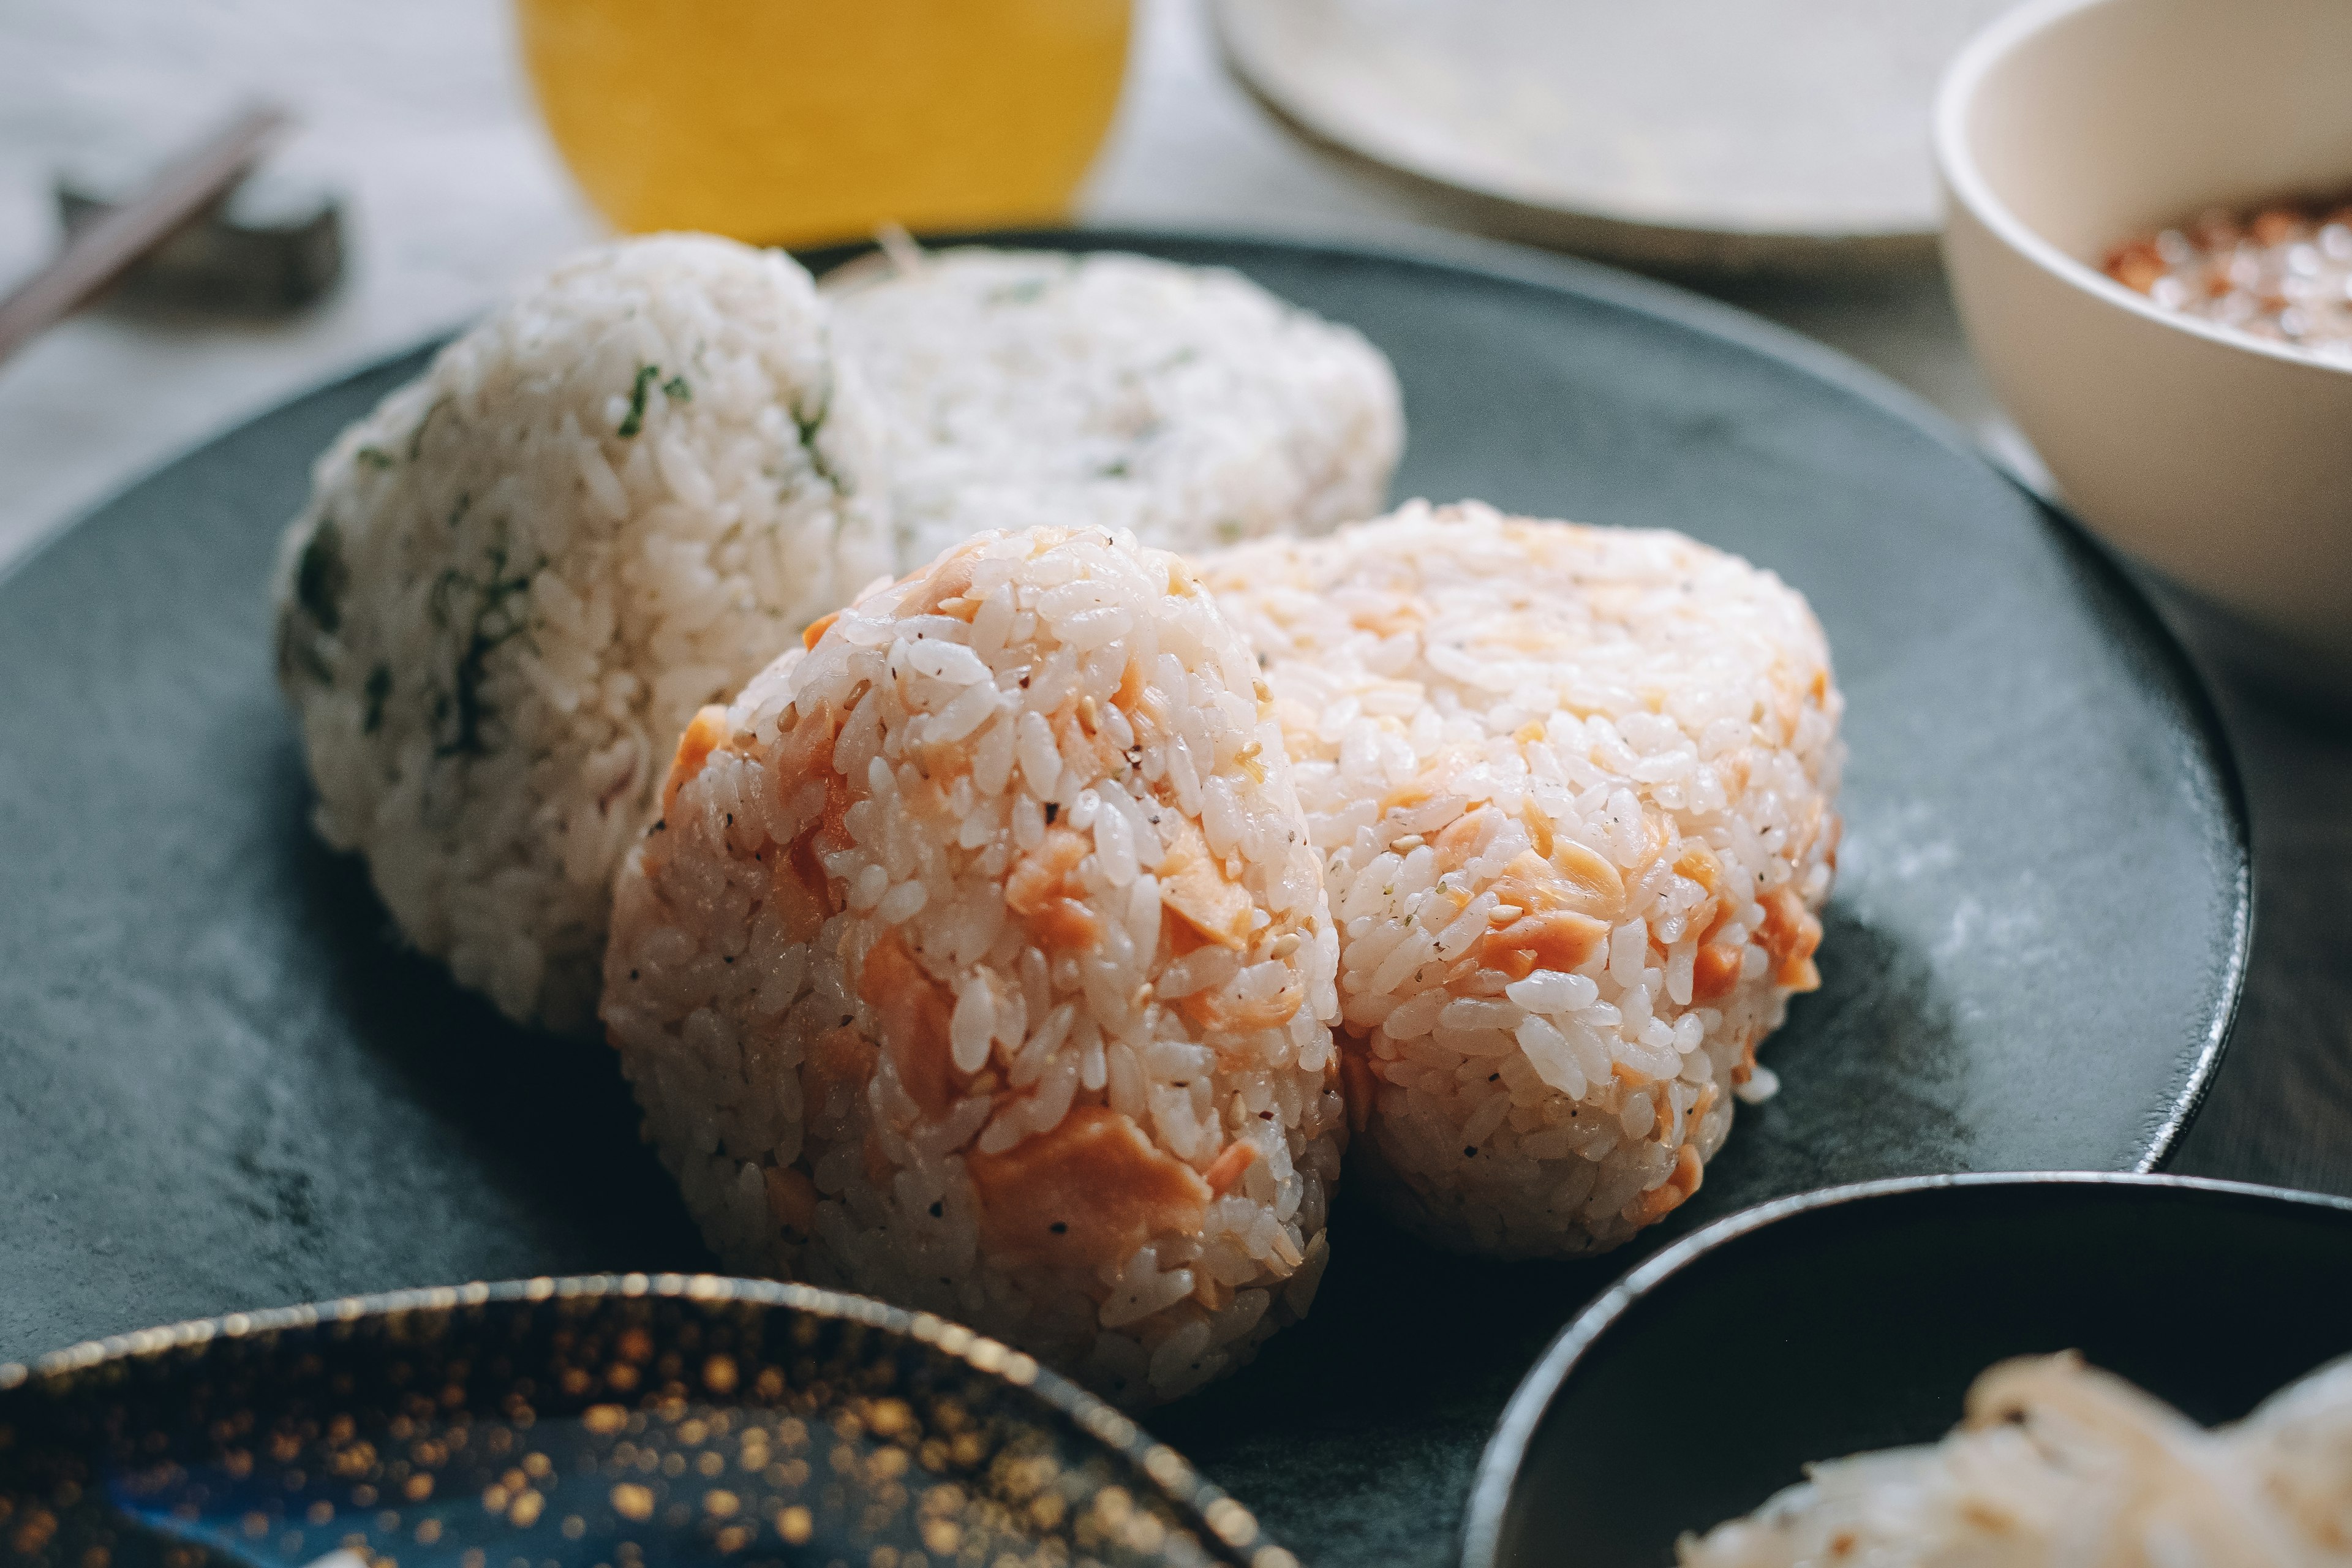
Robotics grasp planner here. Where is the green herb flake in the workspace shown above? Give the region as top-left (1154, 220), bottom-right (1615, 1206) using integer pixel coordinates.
top-left (987, 278), bottom-right (1049, 306)
top-left (408, 396), bottom-right (451, 462)
top-left (617, 364), bottom-right (662, 438)
top-left (429, 540), bottom-right (533, 758)
top-left (295, 519), bottom-right (347, 635)
top-left (362, 665), bottom-right (392, 733)
top-left (355, 446), bottom-right (395, 471)
top-left (661, 374), bottom-right (692, 403)
top-left (793, 384), bottom-right (846, 494)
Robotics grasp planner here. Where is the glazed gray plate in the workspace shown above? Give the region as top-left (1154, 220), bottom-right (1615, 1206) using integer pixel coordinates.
top-left (1464, 1174), bottom-right (2352, 1567)
top-left (0, 230), bottom-right (2247, 1566)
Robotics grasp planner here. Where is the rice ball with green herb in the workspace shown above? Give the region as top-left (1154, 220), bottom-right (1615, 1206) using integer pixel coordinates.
top-left (823, 246), bottom-right (1404, 570)
top-left (273, 233), bottom-right (892, 1033)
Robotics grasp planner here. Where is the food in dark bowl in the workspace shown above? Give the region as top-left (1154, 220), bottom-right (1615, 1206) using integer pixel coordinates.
top-left (1679, 1350), bottom-right (2352, 1565)
top-left (1463, 1175), bottom-right (2352, 1568)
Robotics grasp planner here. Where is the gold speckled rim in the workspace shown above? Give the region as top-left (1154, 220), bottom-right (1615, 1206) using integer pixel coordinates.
top-left (0, 1272), bottom-right (1298, 1568)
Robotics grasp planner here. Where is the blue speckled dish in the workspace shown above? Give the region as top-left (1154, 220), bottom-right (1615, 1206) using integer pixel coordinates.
top-left (0, 1274), bottom-right (1287, 1568)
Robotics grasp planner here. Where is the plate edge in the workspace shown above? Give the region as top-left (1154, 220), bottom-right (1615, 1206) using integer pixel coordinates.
top-left (0, 338), bottom-right (454, 603)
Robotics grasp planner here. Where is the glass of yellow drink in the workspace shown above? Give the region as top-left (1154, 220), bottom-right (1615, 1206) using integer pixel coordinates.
top-left (516, 0), bottom-right (1133, 246)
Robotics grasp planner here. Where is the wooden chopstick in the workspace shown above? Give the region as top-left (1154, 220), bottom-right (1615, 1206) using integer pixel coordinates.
top-left (0, 104), bottom-right (291, 366)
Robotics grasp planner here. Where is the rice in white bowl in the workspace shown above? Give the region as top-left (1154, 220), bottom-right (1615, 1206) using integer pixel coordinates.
top-left (273, 233), bottom-right (892, 1033)
top-left (823, 247), bottom-right (1404, 569)
top-left (1201, 502), bottom-right (1842, 1258)
top-left (600, 526), bottom-right (1345, 1406)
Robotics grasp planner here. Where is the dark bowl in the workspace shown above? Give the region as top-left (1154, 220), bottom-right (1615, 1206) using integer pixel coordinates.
top-left (0, 1275), bottom-right (1289, 1568)
top-left (1461, 1173), bottom-right (2352, 1567)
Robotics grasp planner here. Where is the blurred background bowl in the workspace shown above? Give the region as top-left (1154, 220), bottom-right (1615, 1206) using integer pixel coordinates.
top-left (1460, 1174), bottom-right (2352, 1568)
top-left (1936, 0), bottom-right (2352, 685)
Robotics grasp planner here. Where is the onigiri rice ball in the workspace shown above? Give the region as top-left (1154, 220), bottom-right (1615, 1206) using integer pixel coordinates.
top-left (600, 526), bottom-right (1346, 1406)
top-left (1201, 501), bottom-right (1843, 1258)
top-left (273, 233), bottom-right (892, 1032)
top-left (823, 246), bottom-right (1404, 568)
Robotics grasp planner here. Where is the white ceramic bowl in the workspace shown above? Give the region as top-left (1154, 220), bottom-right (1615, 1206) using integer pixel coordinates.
top-left (1936, 0), bottom-right (2352, 674)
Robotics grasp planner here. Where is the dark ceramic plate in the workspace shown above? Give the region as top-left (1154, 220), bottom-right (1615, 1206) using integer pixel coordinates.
top-left (1464, 1174), bottom-right (2352, 1567)
top-left (0, 230), bottom-right (2248, 1566)
top-left (0, 1274), bottom-right (1286, 1568)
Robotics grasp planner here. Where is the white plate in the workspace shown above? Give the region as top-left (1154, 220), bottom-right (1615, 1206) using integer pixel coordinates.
top-left (1213, 0), bottom-right (2013, 271)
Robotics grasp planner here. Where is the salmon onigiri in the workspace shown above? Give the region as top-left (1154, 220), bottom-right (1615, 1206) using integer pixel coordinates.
top-left (600, 526), bottom-right (1347, 1406)
top-left (1202, 501), bottom-right (1842, 1258)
